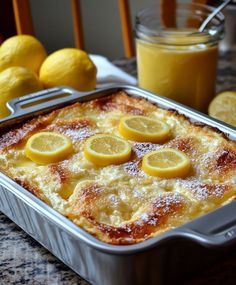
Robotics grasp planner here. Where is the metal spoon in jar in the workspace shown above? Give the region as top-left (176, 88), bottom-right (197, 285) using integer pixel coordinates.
top-left (198, 0), bottom-right (233, 32)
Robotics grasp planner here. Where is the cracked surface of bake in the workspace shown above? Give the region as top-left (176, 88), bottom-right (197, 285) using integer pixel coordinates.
top-left (0, 91), bottom-right (235, 245)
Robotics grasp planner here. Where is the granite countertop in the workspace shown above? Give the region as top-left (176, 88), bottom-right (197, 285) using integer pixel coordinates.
top-left (0, 52), bottom-right (236, 285)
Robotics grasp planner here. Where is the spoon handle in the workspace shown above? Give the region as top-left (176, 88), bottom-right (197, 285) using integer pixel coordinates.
top-left (199, 0), bottom-right (232, 32)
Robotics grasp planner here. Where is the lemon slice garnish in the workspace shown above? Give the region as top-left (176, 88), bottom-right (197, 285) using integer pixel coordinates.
top-left (84, 134), bottom-right (131, 166)
top-left (119, 115), bottom-right (170, 143)
top-left (208, 91), bottom-right (236, 127)
top-left (25, 132), bottom-right (73, 164)
top-left (142, 148), bottom-right (191, 178)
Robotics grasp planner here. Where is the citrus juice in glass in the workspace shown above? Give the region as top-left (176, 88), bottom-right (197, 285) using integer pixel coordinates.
top-left (136, 1), bottom-right (224, 112)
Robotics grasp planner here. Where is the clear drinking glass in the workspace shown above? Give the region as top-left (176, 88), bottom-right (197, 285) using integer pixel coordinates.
top-left (136, 1), bottom-right (224, 112)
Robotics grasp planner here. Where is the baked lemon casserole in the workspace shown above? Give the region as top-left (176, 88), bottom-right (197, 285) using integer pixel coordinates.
top-left (0, 91), bottom-right (235, 245)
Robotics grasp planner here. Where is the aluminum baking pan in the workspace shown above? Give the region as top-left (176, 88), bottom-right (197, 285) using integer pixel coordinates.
top-left (0, 85), bottom-right (236, 285)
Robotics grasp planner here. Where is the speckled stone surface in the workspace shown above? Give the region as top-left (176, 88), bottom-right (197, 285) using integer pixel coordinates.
top-left (0, 52), bottom-right (236, 285)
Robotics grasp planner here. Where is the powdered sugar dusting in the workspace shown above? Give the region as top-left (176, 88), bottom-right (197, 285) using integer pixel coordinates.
top-left (166, 136), bottom-right (197, 157)
top-left (133, 142), bottom-right (161, 158)
top-left (201, 151), bottom-right (214, 164)
top-left (176, 178), bottom-right (228, 200)
top-left (123, 160), bottom-right (145, 177)
top-left (0, 117), bottom-right (50, 149)
top-left (140, 213), bottom-right (149, 222)
top-left (201, 148), bottom-right (236, 175)
top-left (153, 192), bottom-right (184, 212)
top-left (47, 119), bottom-right (97, 141)
top-left (80, 184), bottom-right (104, 203)
top-left (123, 142), bottom-right (162, 176)
top-left (145, 193), bottom-right (185, 227)
top-left (57, 127), bottom-right (96, 141)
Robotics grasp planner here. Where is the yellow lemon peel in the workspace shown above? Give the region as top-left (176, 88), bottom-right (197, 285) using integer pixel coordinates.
top-left (25, 132), bottom-right (73, 164)
top-left (84, 134), bottom-right (131, 166)
top-left (142, 148), bottom-right (191, 178)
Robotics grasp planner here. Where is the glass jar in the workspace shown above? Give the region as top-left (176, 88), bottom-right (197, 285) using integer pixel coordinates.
top-left (135, 1), bottom-right (224, 112)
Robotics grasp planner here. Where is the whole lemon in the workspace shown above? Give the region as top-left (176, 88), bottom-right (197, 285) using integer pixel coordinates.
top-left (39, 48), bottom-right (97, 91)
top-left (0, 35), bottom-right (47, 74)
top-left (0, 66), bottom-right (43, 118)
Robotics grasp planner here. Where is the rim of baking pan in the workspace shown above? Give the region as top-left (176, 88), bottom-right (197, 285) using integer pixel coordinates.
top-left (0, 84), bottom-right (236, 255)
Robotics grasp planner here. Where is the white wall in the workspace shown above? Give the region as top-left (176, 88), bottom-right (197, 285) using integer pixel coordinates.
top-left (30, 0), bottom-right (154, 59)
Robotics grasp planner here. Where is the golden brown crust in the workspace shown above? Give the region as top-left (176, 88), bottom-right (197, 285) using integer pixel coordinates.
top-left (167, 136), bottom-right (196, 155)
top-left (46, 118), bottom-right (95, 141)
top-left (15, 178), bottom-right (51, 205)
top-left (82, 192), bottom-right (188, 245)
top-left (212, 148), bottom-right (236, 174)
top-left (0, 91), bottom-right (235, 245)
top-left (50, 164), bottom-right (69, 184)
top-left (89, 91), bottom-right (154, 115)
top-left (0, 114), bottom-right (55, 150)
top-left (68, 182), bottom-right (190, 244)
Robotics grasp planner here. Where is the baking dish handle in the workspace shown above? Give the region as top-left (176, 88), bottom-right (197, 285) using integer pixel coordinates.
top-left (179, 201), bottom-right (236, 247)
top-left (6, 86), bottom-right (86, 117)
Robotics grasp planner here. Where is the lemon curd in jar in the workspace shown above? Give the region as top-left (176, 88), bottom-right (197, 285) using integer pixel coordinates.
top-left (137, 30), bottom-right (218, 112)
top-left (135, 2), bottom-right (224, 112)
